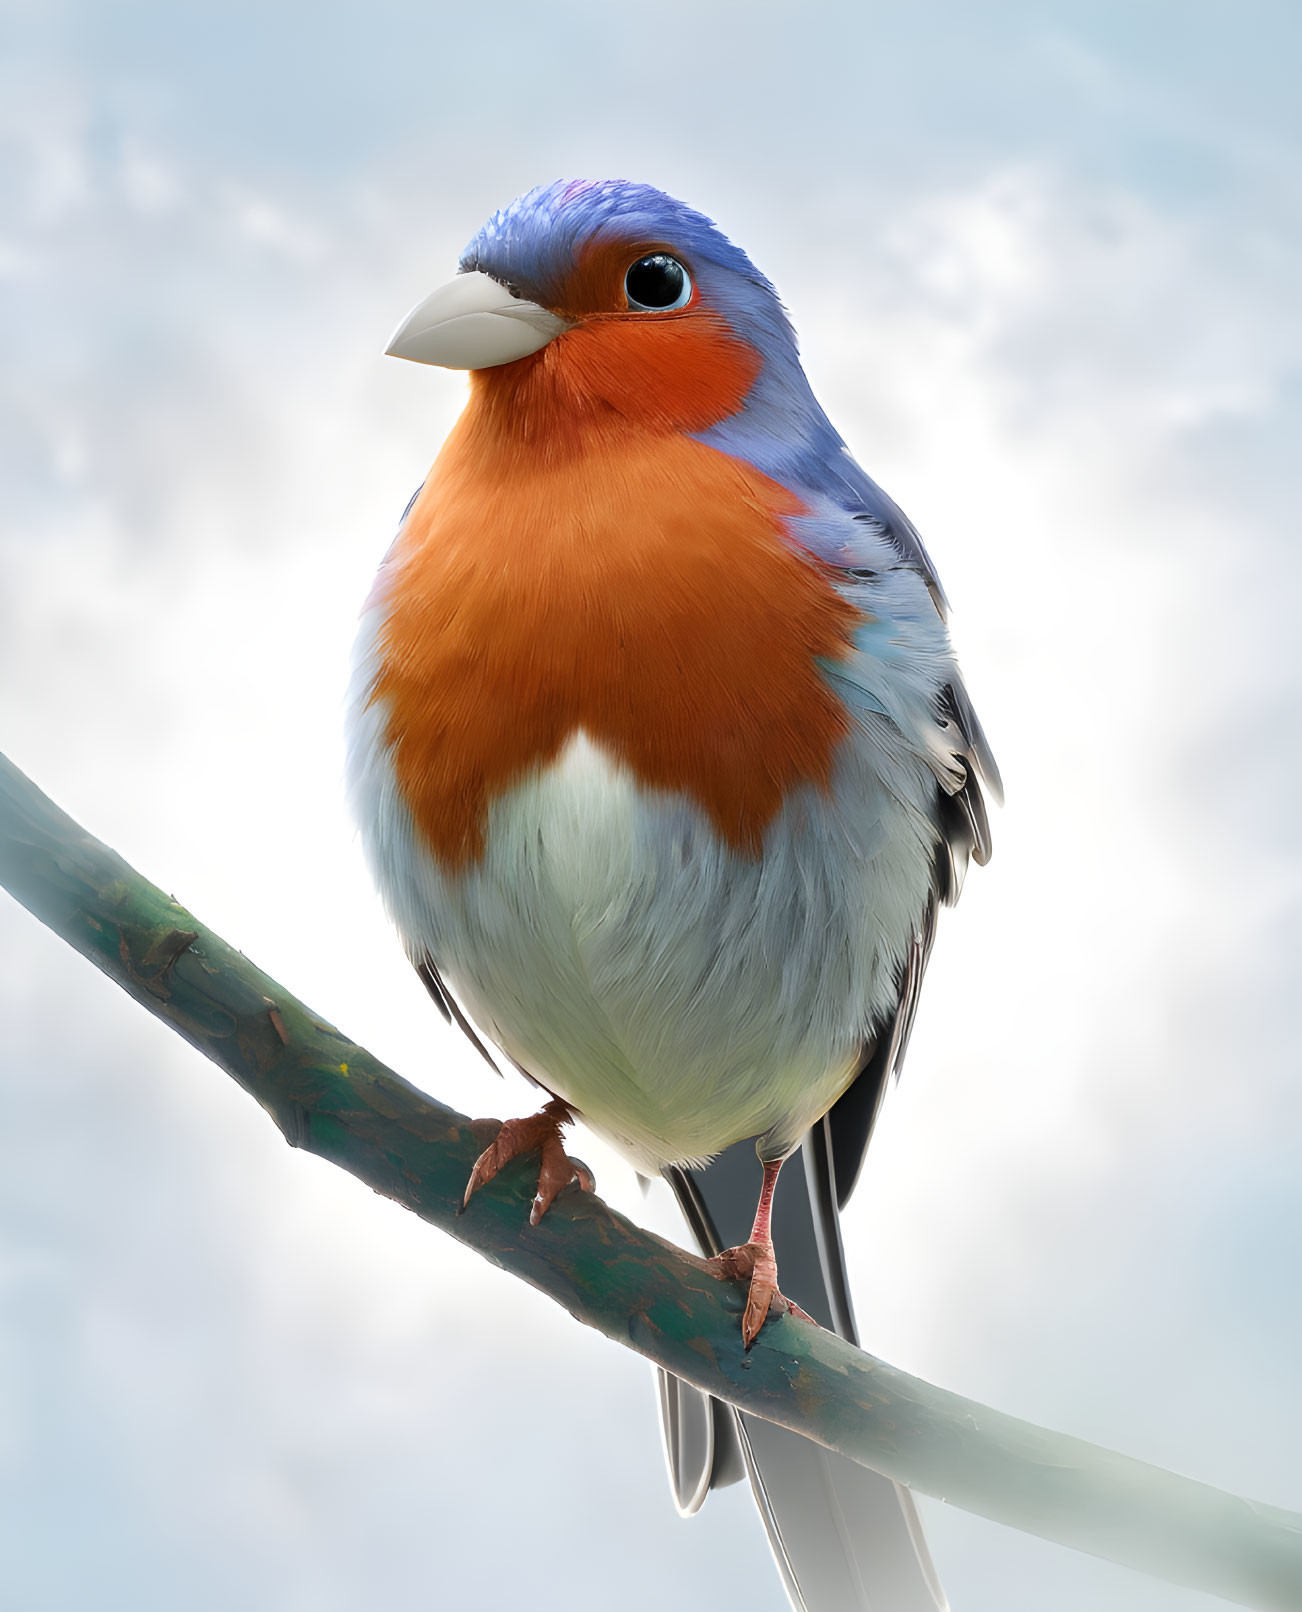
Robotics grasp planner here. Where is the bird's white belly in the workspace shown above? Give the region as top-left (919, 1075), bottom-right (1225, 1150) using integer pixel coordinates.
top-left (350, 718), bottom-right (937, 1173)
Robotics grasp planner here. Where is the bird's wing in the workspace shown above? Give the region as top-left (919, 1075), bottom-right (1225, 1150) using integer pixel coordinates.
top-left (822, 438), bottom-right (984, 620)
top-left (821, 498), bottom-right (1001, 1201)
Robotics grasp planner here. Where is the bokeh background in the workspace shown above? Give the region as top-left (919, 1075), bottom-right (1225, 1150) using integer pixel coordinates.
top-left (2, 3), bottom-right (1300, 1608)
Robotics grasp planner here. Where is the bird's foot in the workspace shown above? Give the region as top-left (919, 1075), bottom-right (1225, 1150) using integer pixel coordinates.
top-left (707, 1241), bottom-right (816, 1349)
top-left (462, 1098), bottom-right (594, 1225)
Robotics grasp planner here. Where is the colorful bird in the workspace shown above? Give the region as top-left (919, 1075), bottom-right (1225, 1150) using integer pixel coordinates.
top-left (347, 179), bottom-right (998, 1612)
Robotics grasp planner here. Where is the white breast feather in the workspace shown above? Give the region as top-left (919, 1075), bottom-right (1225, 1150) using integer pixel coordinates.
top-left (346, 605), bottom-right (942, 1174)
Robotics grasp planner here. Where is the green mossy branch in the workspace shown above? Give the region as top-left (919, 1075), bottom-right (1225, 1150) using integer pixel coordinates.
top-left (1, 749), bottom-right (1298, 1611)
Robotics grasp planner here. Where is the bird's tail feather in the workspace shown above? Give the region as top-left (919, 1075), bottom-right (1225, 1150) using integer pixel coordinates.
top-left (659, 1126), bottom-right (947, 1612)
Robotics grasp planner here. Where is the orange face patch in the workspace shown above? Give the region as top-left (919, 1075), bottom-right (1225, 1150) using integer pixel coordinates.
top-left (547, 236), bottom-right (689, 319)
top-left (371, 326), bottom-right (861, 870)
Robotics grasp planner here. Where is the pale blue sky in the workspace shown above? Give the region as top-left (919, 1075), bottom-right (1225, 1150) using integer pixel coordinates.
top-left (1, 3), bottom-right (1300, 1609)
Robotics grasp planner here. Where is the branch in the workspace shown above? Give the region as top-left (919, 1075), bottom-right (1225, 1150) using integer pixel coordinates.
top-left (0, 748), bottom-right (1297, 1611)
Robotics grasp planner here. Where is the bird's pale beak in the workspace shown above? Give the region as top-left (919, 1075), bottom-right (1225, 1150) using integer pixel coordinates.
top-left (384, 270), bottom-right (571, 369)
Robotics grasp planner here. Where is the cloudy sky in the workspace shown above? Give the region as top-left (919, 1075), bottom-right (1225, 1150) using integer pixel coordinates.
top-left (2, 2), bottom-right (1300, 1608)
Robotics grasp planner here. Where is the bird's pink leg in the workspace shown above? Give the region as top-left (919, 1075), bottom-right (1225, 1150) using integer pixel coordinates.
top-left (462, 1098), bottom-right (594, 1225)
top-left (706, 1158), bottom-right (815, 1348)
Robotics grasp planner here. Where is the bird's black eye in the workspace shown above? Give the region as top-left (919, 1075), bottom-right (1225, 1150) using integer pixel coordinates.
top-left (624, 254), bottom-right (692, 312)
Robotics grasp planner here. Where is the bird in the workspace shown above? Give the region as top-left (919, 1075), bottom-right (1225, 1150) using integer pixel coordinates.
top-left (346, 179), bottom-right (998, 1612)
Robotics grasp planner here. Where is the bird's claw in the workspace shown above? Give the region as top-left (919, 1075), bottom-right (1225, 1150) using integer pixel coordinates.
top-left (707, 1241), bottom-right (815, 1348)
top-left (462, 1099), bottom-right (594, 1223)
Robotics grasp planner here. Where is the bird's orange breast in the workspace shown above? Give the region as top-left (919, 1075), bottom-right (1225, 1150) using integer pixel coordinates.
top-left (370, 331), bottom-right (861, 870)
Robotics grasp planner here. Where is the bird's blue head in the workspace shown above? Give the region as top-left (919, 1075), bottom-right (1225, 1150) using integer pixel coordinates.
top-left (461, 179), bottom-right (791, 356)
top-left (387, 180), bottom-right (851, 490)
